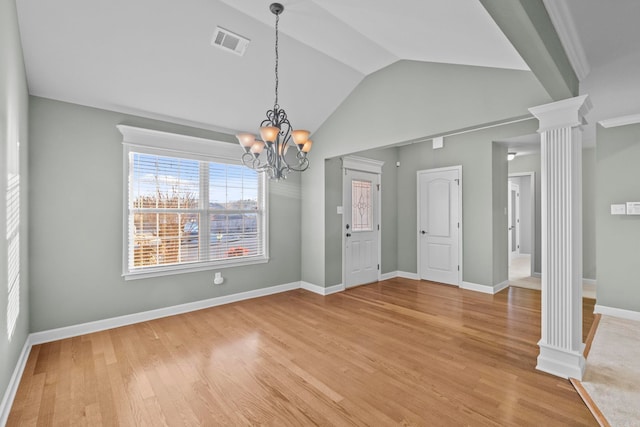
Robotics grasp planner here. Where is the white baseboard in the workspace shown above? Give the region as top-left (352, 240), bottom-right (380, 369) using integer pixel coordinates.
top-left (397, 271), bottom-right (420, 280)
top-left (461, 281), bottom-right (506, 295)
top-left (30, 281), bottom-right (301, 345)
top-left (380, 271), bottom-right (397, 281)
top-left (0, 336), bottom-right (33, 426)
top-left (325, 284), bottom-right (345, 295)
top-left (582, 281), bottom-right (596, 299)
top-left (494, 280), bottom-right (509, 293)
top-left (594, 304), bottom-right (640, 321)
top-left (300, 281), bottom-right (345, 296)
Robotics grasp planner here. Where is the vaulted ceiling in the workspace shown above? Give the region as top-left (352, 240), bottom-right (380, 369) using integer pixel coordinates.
top-left (16, 0), bottom-right (527, 136)
top-left (15, 0), bottom-right (639, 141)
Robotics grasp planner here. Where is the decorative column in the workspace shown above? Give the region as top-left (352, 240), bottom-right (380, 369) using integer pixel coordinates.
top-left (529, 95), bottom-right (592, 380)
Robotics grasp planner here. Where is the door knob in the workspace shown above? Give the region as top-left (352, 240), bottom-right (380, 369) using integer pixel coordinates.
top-left (421, 230), bottom-right (427, 235)
top-left (346, 233), bottom-right (351, 237)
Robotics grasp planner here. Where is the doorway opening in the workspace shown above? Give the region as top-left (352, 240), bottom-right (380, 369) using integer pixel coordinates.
top-left (508, 172), bottom-right (535, 288)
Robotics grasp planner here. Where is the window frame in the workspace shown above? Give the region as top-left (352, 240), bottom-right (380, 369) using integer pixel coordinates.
top-left (119, 125), bottom-right (269, 280)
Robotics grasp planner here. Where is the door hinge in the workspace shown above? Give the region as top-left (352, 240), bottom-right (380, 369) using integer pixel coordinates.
top-left (457, 222), bottom-right (460, 228)
top-left (457, 265), bottom-right (460, 271)
top-left (454, 178), bottom-right (460, 185)
top-left (377, 184), bottom-right (380, 191)
top-left (377, 264), bottom-right (380, 270)
top-left (378, 224), bottom-right (380, 231)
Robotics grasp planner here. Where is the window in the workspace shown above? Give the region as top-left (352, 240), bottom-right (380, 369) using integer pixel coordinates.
top-left (119, 125), bottom-right (268, 279)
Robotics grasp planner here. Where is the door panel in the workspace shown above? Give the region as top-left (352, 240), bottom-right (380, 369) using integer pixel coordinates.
top-left (427, 243), bottom-right (451, 270)
top-left (427, 179), bottom-right (451, 236)
top-left (418, 168), bottom-right (460, 286)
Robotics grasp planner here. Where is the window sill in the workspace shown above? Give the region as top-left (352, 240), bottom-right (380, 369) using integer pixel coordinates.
top-left (123, 256), bottom-right (269, 281)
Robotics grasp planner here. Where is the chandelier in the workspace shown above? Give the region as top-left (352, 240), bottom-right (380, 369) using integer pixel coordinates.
top-left (236, 3), bottom-right (312, 181)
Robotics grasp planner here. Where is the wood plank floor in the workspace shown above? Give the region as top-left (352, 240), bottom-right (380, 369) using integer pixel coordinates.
top-left (8, 279), bottom-right (597, 426)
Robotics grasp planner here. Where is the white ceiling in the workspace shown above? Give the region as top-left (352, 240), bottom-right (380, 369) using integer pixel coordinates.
top-left (564, 0), bottom-right (640, 70)
top-left (16, 0), bottom-right (528, 136)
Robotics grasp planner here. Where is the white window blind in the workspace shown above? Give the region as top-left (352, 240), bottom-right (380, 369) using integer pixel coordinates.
top-left (120, 126), bottom-right (267, 279)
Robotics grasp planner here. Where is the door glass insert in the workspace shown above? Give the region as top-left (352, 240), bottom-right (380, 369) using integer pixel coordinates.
top-left (352, 179), bottom-right (373, 231)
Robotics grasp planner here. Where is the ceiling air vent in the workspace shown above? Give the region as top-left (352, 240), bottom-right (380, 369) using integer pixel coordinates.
top-left (211, 26), bottom-right (250, 56)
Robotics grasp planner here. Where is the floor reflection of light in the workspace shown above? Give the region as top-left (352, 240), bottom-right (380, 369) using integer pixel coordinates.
top-left (213, 332), bottom-right (260, 356)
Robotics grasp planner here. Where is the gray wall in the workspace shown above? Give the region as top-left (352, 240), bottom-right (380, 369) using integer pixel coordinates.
top-left (302, 59), bottom-right (553, 287)
top-left (582, 148), bottom-right (597, 280)
top-left (1, 0), bottom-right (30, 413)
top-left (324, 148), bottom-right (399, 286)
top-left (596, 123), bottom-right (640, 311)
top-left (509, 150), bottom-right (597, 280)
top-left (28, 96), bottom-right (302, 332)
top-left (395, 120), bottom-right (538, 287)
top-left (492, 143), bottom-right (508, 285)
top-left (324, 158), bottom-right (343, 286)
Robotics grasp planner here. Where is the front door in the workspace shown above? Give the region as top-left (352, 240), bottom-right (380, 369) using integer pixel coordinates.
top-left (344, 168), bottom-right (379, 288)
top-left (418, 167), bottom-right (461, 286)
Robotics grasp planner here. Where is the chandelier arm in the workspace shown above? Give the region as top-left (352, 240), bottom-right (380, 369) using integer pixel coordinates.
top-left (241, 152), bottom-right (261, 170)
top-left (287, 157), bottom-right (309, 172)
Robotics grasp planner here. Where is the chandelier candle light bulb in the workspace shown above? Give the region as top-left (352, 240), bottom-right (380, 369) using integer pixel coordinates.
top-left (235, 2), bottom-right (312, 181)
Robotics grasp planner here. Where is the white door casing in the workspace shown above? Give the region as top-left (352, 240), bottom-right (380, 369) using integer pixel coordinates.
top-left (417, 166), bottom-right (462, 286)
top-left (343, 156), bottom-right (383, 288)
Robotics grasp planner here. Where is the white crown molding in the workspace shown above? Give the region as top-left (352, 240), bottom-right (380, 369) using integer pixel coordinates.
top-left (598, 113), bottom-right (640, 129)
top-left (542, 0), bottom-right (591, 81)
top-left (342, 155), bottom-right (384, 174)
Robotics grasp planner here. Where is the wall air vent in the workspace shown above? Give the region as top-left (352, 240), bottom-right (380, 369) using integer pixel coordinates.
top-left (211, 26), bottom-right (250, 56)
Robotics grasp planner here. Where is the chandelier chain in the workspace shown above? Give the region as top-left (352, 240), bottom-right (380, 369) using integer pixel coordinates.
top-left (274, 12), bottom-right (279, 108)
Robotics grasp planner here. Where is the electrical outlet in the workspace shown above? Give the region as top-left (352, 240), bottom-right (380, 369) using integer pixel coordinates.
top-left (213, 272), bottom-right (224, 285)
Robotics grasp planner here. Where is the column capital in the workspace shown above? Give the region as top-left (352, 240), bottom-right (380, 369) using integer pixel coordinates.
top-left (529, 95), bottom-right (592, 133)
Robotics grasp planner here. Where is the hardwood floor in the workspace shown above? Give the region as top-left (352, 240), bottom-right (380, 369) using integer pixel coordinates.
top-left (8, 279), bottom-right (596, 426)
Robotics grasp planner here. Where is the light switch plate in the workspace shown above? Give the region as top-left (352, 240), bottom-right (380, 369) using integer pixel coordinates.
top-left (626, 202), bottom-right (640, 215)
top-left (611, 204), bottom-right (626, 215)
top-left (337, 206), bottom-right (343, 214)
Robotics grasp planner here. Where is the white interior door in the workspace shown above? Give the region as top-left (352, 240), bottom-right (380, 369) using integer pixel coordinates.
top-left (344, 169), bottom-right (379, 288)
top-left (508, 182), bottom-right (520, 260)
top-left (418, 167), bottom-right (461, 286)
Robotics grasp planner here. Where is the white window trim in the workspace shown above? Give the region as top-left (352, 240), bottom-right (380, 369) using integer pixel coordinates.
top-left (118, 125), bottom-right (269, 280)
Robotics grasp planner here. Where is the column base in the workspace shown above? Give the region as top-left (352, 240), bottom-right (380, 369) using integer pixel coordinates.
top-left (536, 341), bottom-right (585, 380)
